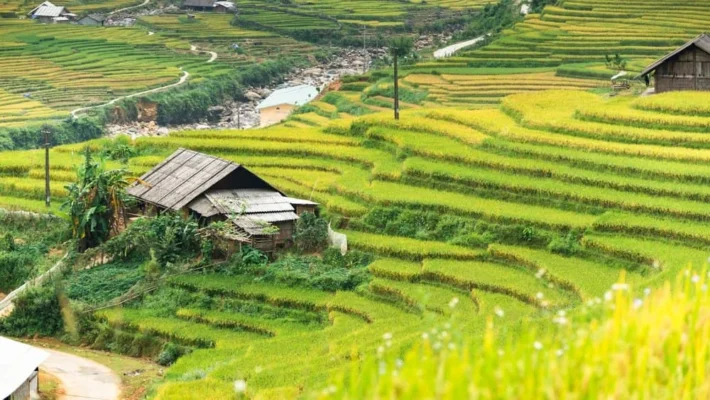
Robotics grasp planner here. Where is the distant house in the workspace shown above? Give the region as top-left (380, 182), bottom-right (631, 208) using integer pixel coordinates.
top-left (127, 148), bottom-right (318, 252)
top-left (77, 14), bottom-right (106, 26)
top-left (257, 84), bottom-right (319, 127)
top-left (638, 33), bottom-right (710, 93)
top-left (0, 337), bottom-right (49, 400)
top-left (27, 1), bottom-right (75, 23)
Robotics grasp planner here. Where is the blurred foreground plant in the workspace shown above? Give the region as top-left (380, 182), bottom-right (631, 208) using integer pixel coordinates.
top-left (314, 269), bottom-right (710, 399)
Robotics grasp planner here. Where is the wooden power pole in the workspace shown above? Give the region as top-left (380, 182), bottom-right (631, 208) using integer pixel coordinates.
top-left (43, 126), bottom-right (50, 208)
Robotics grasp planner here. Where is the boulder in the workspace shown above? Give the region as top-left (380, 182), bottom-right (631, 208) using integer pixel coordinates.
top-left (245, 91), bottom-right (262, 101)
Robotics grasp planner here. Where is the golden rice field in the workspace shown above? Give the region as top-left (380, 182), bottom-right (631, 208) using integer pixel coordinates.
top-left (3, 87), bottom-right (710, 398)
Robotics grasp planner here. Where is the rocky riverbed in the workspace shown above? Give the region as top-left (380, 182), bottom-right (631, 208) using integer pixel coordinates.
top-left (106, 47), bottom-right (380, 137)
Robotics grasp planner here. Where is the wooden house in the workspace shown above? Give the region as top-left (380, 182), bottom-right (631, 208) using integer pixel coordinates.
top-left (638, 33), bottom-right (710, 93)
top-left (77, 14), bottom-right (106, 26)
top-left (0, 337), bottom-right (49, 400)
top-left (127, 148), bottom-right (318, 252)
top-left (27, 1), bottom-right (75, 23)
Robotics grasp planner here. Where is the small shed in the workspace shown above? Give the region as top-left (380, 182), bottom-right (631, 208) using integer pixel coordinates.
top-left (181, 0), bottom-right (215, 11)
top-left (77, 14), bottom-right (106, 26)
top-left (127, 148), bottom-right (318, 252)
top-left (27, 1), bottom-right (73, 23)
top-left (0, 336), bottom-right (49, 400)
top-left (638, 33), bottom-right (710, 93)
top-left (257, 84), bottom-right (319, 127)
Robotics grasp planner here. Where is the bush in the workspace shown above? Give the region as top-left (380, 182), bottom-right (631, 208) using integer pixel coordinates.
top-left (261, 250), bottom-right (372, 291)
top-left (294, 213), bottom-right (328, 252)
top-left (548, 230), bottom-right (582, 256)
top-left (100, 213), bottom-right (201, 267)
top-left (0, 286), bottom-right (64, 337)
top-left (157, 342), bottom-right (191, 366)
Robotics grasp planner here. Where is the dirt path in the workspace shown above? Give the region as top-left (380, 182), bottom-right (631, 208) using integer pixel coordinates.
top-left (71, 70), bottom-right (189, 118)
top-left (42, 348), bottom-right (121, 400)
top-left (108, 0), bottom-right (149, 15)
top-left (433, 35), bottom-right (487, 59)
top-left (190, 44), bottom-right (218, 63)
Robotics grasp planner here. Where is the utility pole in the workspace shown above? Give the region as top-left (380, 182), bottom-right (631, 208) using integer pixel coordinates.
top-left (237, 105), bottom-right (241, 129)
top-left (362, 25), bottom-right (367, 74)
top-left (42, 126), bottom-right (51, 208)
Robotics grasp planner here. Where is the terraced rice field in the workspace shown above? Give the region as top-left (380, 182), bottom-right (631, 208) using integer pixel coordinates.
top-left (0, 0), bottom-right (142, 16)
top-left (0, 16), bottom-right (313, 129)
top-left (402, 0), bottom-right (710, 106)
top-left (233, 0), bottom-right (493, 32)
top-left (2, 87), bottom-right (710, 397)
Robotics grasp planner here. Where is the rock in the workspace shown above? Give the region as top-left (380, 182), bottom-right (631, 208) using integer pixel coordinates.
top-left (245, 91), bottom-right (262, 101)
top-left (256, 88), bottom-right (272, 97)
top-left (156, 127), bottom-right (169, 136)
top-left (303, 67), bottom-right (322, 75)
top-left (195, 124), bottom-right (211, 130)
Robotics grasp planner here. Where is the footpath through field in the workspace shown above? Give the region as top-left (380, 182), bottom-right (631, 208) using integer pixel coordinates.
top-left (190, 45), bottom-right (218, 63)
top-left (108, 0), bottom-right (150, 15)
top-left (70, 70), bottom-right (190, 118)
top-left (433, 35), bottom-right (487, 59)
top-left (42, 348), bottom-right (121, 400)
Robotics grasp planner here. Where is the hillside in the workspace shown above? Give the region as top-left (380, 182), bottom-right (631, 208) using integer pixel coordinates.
top-left (2, 0), bottom-right (710, 399)
top-left (4, 87), bottom-right (710, 397)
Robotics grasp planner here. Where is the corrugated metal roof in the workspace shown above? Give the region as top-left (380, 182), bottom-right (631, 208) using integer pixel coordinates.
top-left (27, 1), bottom-right (54, 16)
top-left (638, 33), bottom-right (710, 77)
top-left (234, 212), bottom-right (299, 235)
top-left (128, 148), bottom-right (240, 210)
top-left (204, 189), bottom-right (296, 215)
top-left (257, 85), bottom-right (319, 110)
top-left (33, 4), bottom-right (66, 17)
top-left (283, 197), bottom-right (317, 206)
top-left (0, 337), bottom-right (49, 399)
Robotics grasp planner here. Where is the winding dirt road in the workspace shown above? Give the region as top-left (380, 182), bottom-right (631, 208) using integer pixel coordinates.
top-left (190, 45), bottom-right (218, 63)
top-left (42, 348), bottom-right (121, 400)
top-left (108, 0), bottom-right (149, 15)
top-left (70, 70), bottom-right (189, 118)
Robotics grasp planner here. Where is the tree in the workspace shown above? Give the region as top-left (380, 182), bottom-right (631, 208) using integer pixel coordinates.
top-left (388, 36), bottom-right (414, 120)
top-left (63, 149), bottom-right (131, 252)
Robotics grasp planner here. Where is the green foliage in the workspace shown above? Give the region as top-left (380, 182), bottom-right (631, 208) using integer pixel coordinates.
top-left (355, 207), bottom-right (553, 248)
top-left (548, 230), bottom-right (582, 256)
top-left (0, 286), bottom-right (64, 337)
top-left (0, 117), bottom-right (105, 151)
top-left (99, 213), bottom-right (201, 268)
top-left (0, 213), bottom-right (68, 293)
top-left (225, 247), bottom-right (372, 292)
top-left (65, 260), bottom-right (144, 305)
top-left (63, 150), bottom-right (130, 251)
top-left (294, 212), bottom-right (328, 252)
top-left (157, 342), bottom-right (192, 366)
top-left (388, 36), bottom-right (414, 59)
top-left (459, 0), bottom-right (522, 38)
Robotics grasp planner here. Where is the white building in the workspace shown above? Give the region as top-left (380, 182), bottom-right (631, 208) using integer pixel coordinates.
top-left (256, 84), bottom-right (318, 127)
top-left (0, 337), bottom-right (49, 400)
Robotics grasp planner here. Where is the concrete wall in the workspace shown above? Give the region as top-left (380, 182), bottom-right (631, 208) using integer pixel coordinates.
top-left (259, 104), bottom-right (296, 127)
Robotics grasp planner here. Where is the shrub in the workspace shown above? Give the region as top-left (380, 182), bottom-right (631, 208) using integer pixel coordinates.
top-left (0, 286), bottom-right (64, 337)
top-left (294, 212), bottom-right (328, 252)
